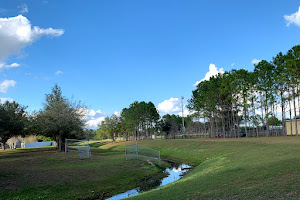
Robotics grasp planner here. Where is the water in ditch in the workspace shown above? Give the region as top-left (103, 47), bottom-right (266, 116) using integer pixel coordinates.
top-left (106, 162), bottom-right (191, 200)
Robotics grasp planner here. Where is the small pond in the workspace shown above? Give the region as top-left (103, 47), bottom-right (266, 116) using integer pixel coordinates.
top-left (106, 162), bottom-right (192, 200)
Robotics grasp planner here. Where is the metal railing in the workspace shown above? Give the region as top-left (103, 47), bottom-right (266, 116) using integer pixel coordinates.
top-left (125, 143), bottom-right (161, 166)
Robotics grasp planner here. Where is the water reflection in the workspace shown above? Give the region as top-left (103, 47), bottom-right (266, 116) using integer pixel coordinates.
top-left (106, 162), bottom-right (191, 200)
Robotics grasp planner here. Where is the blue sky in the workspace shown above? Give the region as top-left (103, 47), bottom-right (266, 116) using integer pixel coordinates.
top-left (1, 0), bottom-right (300, 128)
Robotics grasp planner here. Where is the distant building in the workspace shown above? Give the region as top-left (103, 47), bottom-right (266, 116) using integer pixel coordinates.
top-left (286, 120), bottom-right (300, 136)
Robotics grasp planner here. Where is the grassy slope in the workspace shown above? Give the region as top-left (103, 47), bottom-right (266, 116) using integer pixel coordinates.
top-left (101, 137), bottom-right (300, 200)
top-left (2, 137), bottom-right (300, 200)
top-left (0, 140), bottom-right (161, 200)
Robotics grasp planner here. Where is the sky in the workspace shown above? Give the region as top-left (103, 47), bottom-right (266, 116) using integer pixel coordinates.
top-left (0, 0), bottom-right (300, 128)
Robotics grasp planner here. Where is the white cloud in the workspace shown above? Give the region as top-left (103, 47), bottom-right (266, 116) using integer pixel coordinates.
top-left (19, 4), bottom-right (29, 14)
top-left (83, 109), bottom-right (106, 128)
top-left (251, 58), bottom-right (261, 65)
top-left (0, 80), bottom-right (16, 93)
top-left (0, 97), bottom-right (13, 103)
top-left (86, 116), bottom-right (105, 128)
top-left (0, 62), bottom-right (20, 70)
top-left (231, 62), bottom-right (235, 67)
top-left (114, 111), bottom-right (120, 116)
top-left (284, 7), bottom-right (300, 27)
top-left (87, 109), bottom-right (102, 117)
top-left (0, 15), bottom-right (64, 60)
top-left (158, 97), bottom-right (181, 114)
top-left (194, 63), bottom-right (224, 86)
top-left (178, 108), bottom-right (195, 117)
top-left (89, 110), bottom-right (96, 117)
top-left (55, 70), bottom-right (63, 75)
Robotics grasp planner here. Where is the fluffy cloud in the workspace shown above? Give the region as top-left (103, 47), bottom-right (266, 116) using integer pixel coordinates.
top-left (158, 97), bottom-right (181, 114)
top-left (19, 4), bottom-right (28, 14)
top-left (0, 15), bottom-right (64, 60)
top-left (86, 116), bottom-right (105, 128)
top-left (251, 58), bottom-right (261, 65)
top-left (84, 109), bottom-right (106, 128)
top-left (194, 63), bottom-right (224, 86)
top-left (88, 109), bottom-right (102, 117)
top-left (114, 111), bottom-right (120, 116)
top-left (284, 7), bottom-right (300, 27)
top-left (178, 109), bottom-right (195, 117)
top-left (0, 62), bottom-right (20, 70)
top-left (0, 80), bottom-right (16, 93)
top-left (55, 70), bottom-right (63, 75)
top-left (0, 97), bottom-right (13, 103)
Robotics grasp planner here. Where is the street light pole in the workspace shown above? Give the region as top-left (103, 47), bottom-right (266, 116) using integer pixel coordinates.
top-left (181, 96), bottom-right (185, 136)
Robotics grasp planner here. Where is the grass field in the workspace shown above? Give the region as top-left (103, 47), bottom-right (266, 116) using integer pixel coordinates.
top-left (2, 137), bottom-right (300, 199)
top-left (101, 137), bottom-right (300, 200)
top-left (0, 140), bottom-right (162, 200)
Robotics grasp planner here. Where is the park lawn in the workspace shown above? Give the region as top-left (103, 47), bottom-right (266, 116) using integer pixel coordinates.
top-left (2, 137), bottom-right (300, 200)
top-left (0, 140), bottom-right (162, 200)
top-left (101, 137), bottom-right (300, 200)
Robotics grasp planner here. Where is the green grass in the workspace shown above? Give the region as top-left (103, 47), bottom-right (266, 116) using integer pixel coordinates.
top-left (2, 137), bottom-right (300, 199)
top-left (0, 140), bottom-right (161, 200)
top-left (101, 137), bottom-right (300, 199)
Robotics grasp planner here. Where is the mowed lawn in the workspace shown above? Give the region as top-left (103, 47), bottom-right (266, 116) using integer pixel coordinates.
top-left (2, 137), bottom-right (300, 200)
top-left (0, 140), bottom-right (161, 200)
top-left (102, 137), bottom-right (300, 200)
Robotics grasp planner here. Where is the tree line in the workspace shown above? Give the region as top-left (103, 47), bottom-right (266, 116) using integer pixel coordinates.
top-left (0, 84), bottom-right (89, 151)
top-left (97, 101), bottom-right (160, 141)
top-left (188, 45), bottom-right (300, 138)
top-left (1, 44), bottom-right (299, 149)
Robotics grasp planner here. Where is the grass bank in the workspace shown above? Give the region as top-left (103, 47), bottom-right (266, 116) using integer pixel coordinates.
top-left (2, 137), bottom-right (300, 199)
top-left (101, 137), bottom-right (300, 199)
top-left (0, 140), bottom-right (161, 200)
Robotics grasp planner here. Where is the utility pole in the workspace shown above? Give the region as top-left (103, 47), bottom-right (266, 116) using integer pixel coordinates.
top-left (181, 96), bottom-right (185, 137)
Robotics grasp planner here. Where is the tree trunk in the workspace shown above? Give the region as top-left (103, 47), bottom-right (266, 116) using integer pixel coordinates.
top-left (236, 109), bottom-right (240, 138)
top-left (280, 89), bottom-right (286, 136)
top-left (135, 128), bottom-right (138, 140)
top-left (265, 95), bottom-right (269, 137)
top-left (232, 103), bottom-right (236, 138)
top-left (237, 117), bottom-right (240, 138)
top-left (298, 87), bottom-right (300, 121)
top-left (270, 104), bottom-right (273, 136)
top-left (260, 97), bottom-right (265, 137)
top-left (222, 112), bottom-right (225, 138)
top-left (244, 102), bottom-right (248, 137)
top-left (293, 87), bottom-right (298, 136)
top-left (58, 134), bottom-right (62, 152)
top-left (215, 116), bottom-right (218, 138)
top-left (204, 116), bottom-right (207, 137)
top-left (210, 115), bottom-right (213, 138)
top-left (1, 142), bottom-right (4, 150)
top-left (289, 92), bottom-right (293, 135)
top-left (252, 99), bottom-right (258, 137)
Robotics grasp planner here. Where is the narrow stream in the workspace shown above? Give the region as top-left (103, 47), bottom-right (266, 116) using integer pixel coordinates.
top-left (106, 162), bottom-right (192, 200)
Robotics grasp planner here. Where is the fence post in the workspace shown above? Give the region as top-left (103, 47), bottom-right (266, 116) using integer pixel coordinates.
top-left (136, 143), bottom-right (138, 160)
top-left (159, 151), bottom-right (161, 166)
top-left (65, 139), bottom-right (67, 154)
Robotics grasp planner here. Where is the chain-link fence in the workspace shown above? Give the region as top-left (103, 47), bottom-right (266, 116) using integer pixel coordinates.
top-left (65, 139), bottom-right (91, 159)
top-left (125, 143), bottom-right (161, 166)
